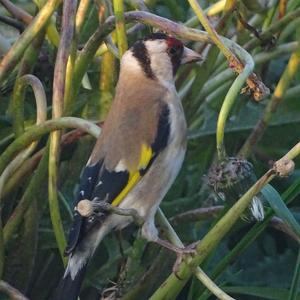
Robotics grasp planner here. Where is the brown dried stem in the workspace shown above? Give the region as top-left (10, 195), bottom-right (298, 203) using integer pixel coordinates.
top-left (48, 0), bottom-right (78, 264)
top-left (0, 0), bottom-right (32, 24)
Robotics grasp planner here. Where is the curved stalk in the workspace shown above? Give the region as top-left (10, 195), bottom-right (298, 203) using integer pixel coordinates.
top-left (0, 117), bottom-right (100, 178)
top-left (216, 47), bottom-right (254, 160)
top-left (0, 75), bottom-right (47, 200)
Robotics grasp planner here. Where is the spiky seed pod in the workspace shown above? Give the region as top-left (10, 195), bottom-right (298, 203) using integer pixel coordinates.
top-left (206, 157), bottom-right (264, 221)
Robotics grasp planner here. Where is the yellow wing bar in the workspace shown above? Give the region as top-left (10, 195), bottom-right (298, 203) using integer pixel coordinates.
top-left (111, 144), bottom-right (153, 207)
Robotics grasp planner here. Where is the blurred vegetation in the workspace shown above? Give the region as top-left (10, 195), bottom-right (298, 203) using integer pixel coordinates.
top-left (0, 0), bottom-right (300, 299)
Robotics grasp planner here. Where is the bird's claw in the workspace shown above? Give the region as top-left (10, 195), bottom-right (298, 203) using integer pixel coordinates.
top-left (172, 242), bottom-right (198, 279)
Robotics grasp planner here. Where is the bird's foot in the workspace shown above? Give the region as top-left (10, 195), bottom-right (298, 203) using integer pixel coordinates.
top-left (155, 238), bottom-right (198, 279)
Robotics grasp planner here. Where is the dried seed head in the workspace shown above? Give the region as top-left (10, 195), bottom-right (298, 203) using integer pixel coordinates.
top-left (273, 158), bottom-right (295, 177)
top-left (77, 199), bottom-right (94, 217)
top-left (206, 157), bottom-right (264, 221)
top-left (207, 157), bottom-right (254, 191)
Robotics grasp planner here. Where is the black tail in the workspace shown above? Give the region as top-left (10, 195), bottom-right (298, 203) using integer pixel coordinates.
top-left (53, 264), bottom-right (87, 300)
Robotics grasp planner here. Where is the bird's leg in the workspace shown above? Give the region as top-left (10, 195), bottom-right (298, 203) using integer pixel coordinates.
top-left (141, 218), bottom-right (198, 275)
top-left (98, 203), bottom-right (144, 226)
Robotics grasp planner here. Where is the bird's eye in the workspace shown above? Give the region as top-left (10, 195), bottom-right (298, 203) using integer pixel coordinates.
top-left (168, 46), bottom-right (179, 55)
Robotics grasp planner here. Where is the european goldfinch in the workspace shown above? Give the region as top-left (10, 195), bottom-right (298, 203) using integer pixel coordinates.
top-left (55, 33), bottom-right (201, 300)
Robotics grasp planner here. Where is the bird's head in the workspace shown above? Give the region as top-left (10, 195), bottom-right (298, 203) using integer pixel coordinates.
top-left (120, 33), bottom-right (202, 86)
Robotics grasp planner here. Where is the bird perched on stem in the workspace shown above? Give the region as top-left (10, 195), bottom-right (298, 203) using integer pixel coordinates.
top-left (54, 32), bottom-right (201, 300)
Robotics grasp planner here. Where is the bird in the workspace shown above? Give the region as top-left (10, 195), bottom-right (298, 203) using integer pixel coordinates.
top-left (54, 32), bottom-right (202, 300)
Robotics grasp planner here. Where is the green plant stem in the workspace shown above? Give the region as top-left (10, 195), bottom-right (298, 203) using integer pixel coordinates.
top-left (113, 0), bottom-right (128, 56)
top-left (216, 45), bottom-right (254, 160)
top-left (63, 43), bottom-right (77, 114)
top-left (149, 141), bottom-right (300, 300)
top-left (279, 18), bottom-right (300, 42)
top-left (11, 81), bottom-right (27, 137)
top-left (75, 0), bottom-right (91, 35)
top-left (48, 0), bottom-right (77, 263)
top-left (12, 75), bottom-right (47, 136)
top-left (0, 0), bottom-right (32, 24)
top-left (194, 268), bottom-right (235, 300)
top-left (11, 32), bottom-right (45, 138)
top-left (239, 34), bottom-right (300, 158)
top-left (0, 0), bottom-right (61, 83)
top-left (185, 0), bottom-right (226, 27)
top-left (1, 148), bottom-right (43, 199)
top-left (0, 75), bottom-right (47, 200)
top-left (0, 117), bottom-right (100, 182)
top-left (3, 148), bottom-right (49, 245)
top-left (34, 0), bottom-right (60, 47)
top-left (188, 0), bottom-right (236, 61)
top-left (120, 250), bottom-right (172, 300)
top-left (70, 16), bottom-right (117, 101)
top-left (215, 0), bottom-right (237, 33)
top-left (187, 0), bottom-right (267, 103)
top-left (0, 15), bottom-right (24, 32)
top-left (170, 206), bottom-right (224, 226)
top-left (244, 7), bottom-right (300, 50)
top-left (287, 0), bottom-right (300, 11)
top-left (156, 210), bottom-right (236, 300)
top-left (262, 0), bottom-right (277, 30)
top-left (64, 0), bottom-right (89, 113)
top-left (288, 249), bottom-right (300, 300)
top-left (99, 50), bottom-right (115, 120)
top-left (0, 213), bottom-right (3, 279)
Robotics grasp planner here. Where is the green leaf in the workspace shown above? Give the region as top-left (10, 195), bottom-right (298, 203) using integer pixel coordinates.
top-left (261, 184), bottom-right (300, 239)
top-left (288, 249), bottom-right (300, 300)
top-left (223, 286), bottom-right (300, 300)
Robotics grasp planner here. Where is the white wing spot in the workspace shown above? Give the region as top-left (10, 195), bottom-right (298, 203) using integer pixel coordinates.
top-left (88, 177), bottom-right (92, 182)
top-left (96, 180), bottom-right (103, 187)
top-left (115, 160), bottom-right (127, 172)
top-left (80, 190), bottom-right (85, 196)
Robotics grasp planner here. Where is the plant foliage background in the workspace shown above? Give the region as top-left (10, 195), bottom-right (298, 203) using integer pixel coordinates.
top-left (0, 0), bottom-right (300, 299)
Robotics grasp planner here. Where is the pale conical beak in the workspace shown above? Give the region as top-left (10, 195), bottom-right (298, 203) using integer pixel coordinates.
top-left (181, 46), bottom-right (202, 64)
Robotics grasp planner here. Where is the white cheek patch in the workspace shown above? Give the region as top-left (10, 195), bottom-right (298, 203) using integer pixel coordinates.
top-left (145, 40), bottom-right (166, 53)
top-left (144, 41), bottom-right (174, 86)
top-left (121, 51), bottom-right (142, 73)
